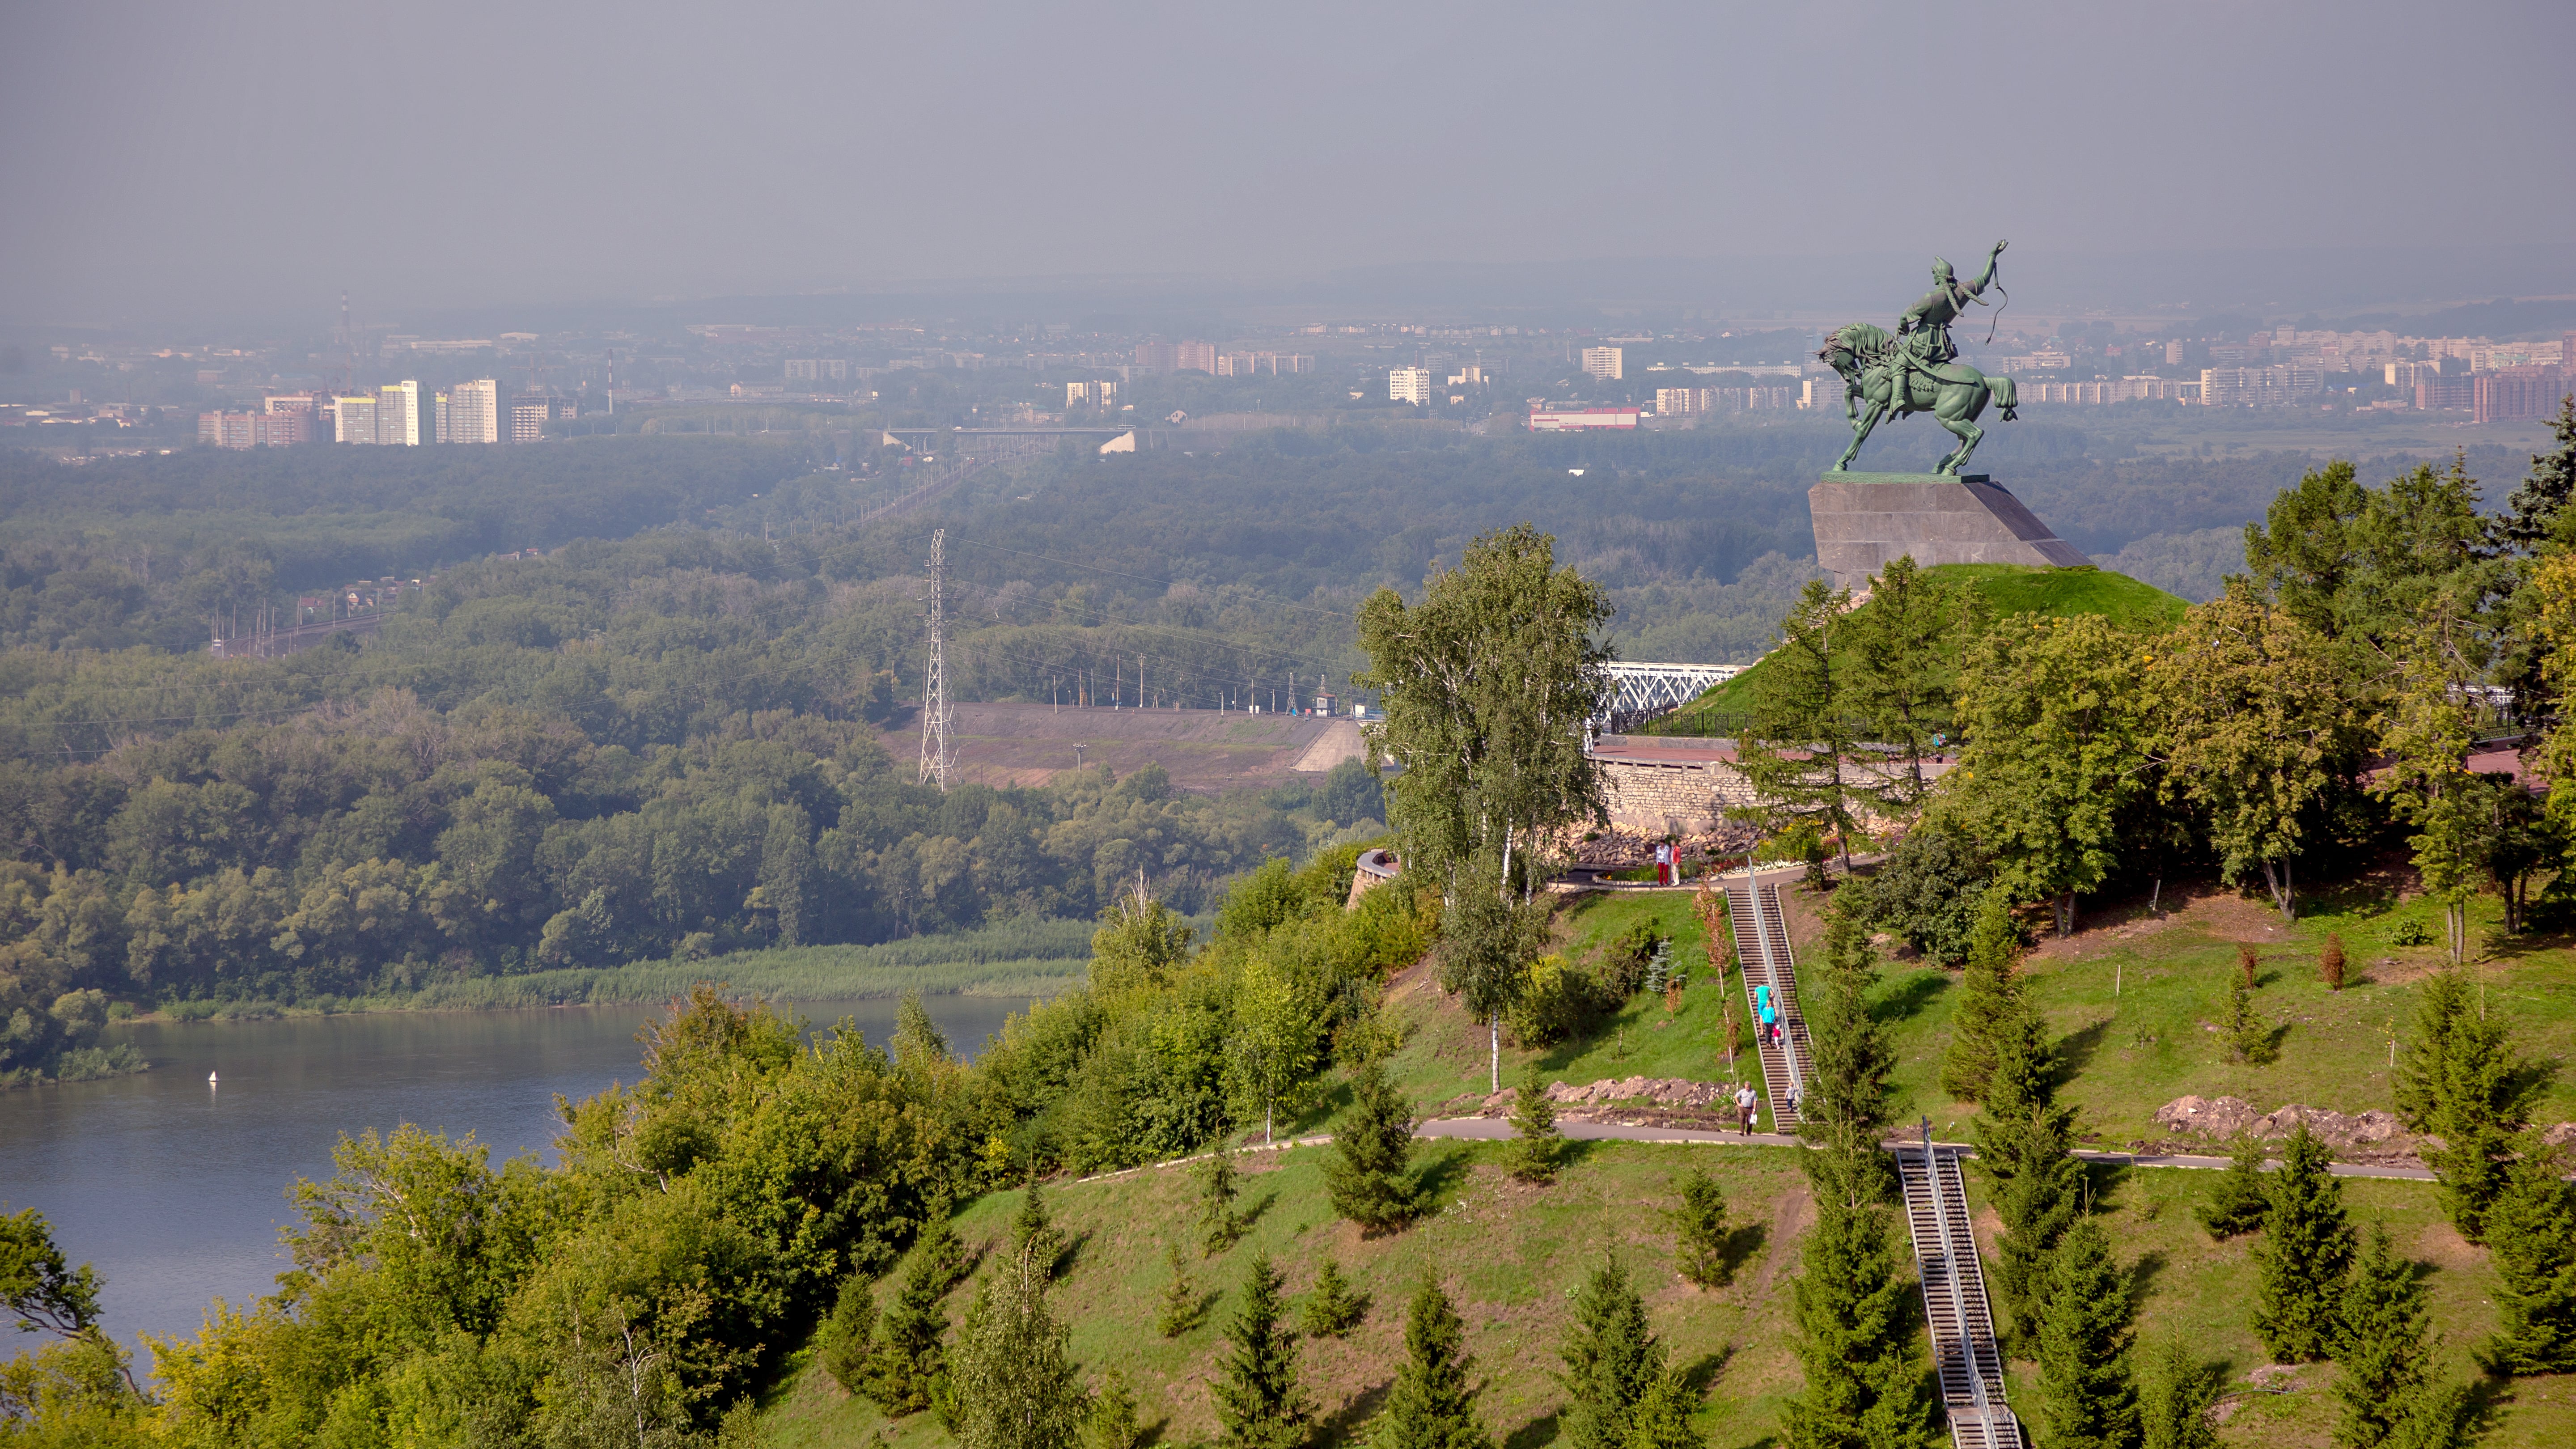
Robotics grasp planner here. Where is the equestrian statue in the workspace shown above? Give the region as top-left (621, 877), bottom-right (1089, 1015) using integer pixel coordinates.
top-left (1819, 239), bottom-right (2017, 475)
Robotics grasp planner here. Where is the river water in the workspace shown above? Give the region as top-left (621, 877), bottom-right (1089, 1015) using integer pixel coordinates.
top-left (0, 996), bottom-right (1021, 1357)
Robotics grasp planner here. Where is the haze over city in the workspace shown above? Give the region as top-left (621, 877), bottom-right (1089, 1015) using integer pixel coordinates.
top-left (6, 1), bottom-right (2573, 327)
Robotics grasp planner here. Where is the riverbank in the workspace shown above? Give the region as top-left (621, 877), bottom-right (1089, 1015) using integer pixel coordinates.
top-left (123, 915), bottom-right (1153, 1024)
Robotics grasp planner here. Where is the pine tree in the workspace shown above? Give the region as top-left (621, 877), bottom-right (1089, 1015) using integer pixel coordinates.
top-left (1668, 1167), bottom-right (1730, 1288)
top-left (1941, 893), bottom-right (2023, 1102)
top-left (2194, 1135), bottom-right (2270, 1240)
top-left (2252, 1124), bottom-right (2354, 1363)
top-left (2392, 971), bottom-right (2469, 1133)
top-left (2416, 992), bottom-right (2541, 1241)
top-left (1975, 998), bottom-right (2082, 1344)
top-left (2136, 1336), bottom-right (2220, 1449)
top-left (1014, 1176), bottom-right (1067, 1278)
top-left (1556, 1257), bottom-right (1665, 1449)
top-left (1156, 1241), bottom-right (1200, 1338)
top-left (2036, 1217), bottom-right (2140, 1449)
top-left (1777, 1190), bottom-right (1942, 1449)
top-left (1804, 904), bottom-right (1898, 1168)
top-left (1199, 1135), bottom-right (1244, 1256)
top-left (865, 1212), bottom-right (969, 1414)
top-left (2480, 1147), bottom-right (2576, 1375)
top-left (1372, 1273), bottom-right (1491, 1449)
top-left (1621, 1368), bottom-right (1705, 1449)
top-left (821, 1271), bottom-right (878, 1394)
top-left (2333, 1222), bottom-right (2432, 1449)
top-left (2503, 393), bottom-right (2576, 544)
top-left (1092, 1368), bottom-right (1141, 1449)
top-left (1504, 1068), bottom-right (1565, 1184)
top-left (949, 1254), bottom-right (1086, 1449)
top-left (1325, 1059), bottom-right (1419, 1232)
top-left (1213, 1254), bottom-right (1311, 1449)
top-left (1301, 1258), bottom-right (1365, 1338)
top-left (2221, 967), bottom-right (2275, 1064)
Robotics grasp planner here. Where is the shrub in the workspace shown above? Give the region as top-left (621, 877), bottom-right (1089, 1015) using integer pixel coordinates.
top-left (2236, 943), bottom-right (2258, 988)
top-left (1505, 953), bottom-right (1598, 1048)
top-left (1300, 1258), bottom-right (1365, 1338)
top-left (2318, 934), bottom-right (2345, 991)
top-left (1598, 922), bottom-right (1659, 999)
top-left (1838, 824), bottom-right (1991, 966)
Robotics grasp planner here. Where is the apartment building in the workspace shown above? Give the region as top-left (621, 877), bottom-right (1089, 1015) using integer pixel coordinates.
top-left (1580, 346), bottom-right (1623, 381)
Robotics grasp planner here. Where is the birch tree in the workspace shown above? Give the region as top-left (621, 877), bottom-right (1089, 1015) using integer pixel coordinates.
top-left (1357, 523), bottom-right (1610, 1093)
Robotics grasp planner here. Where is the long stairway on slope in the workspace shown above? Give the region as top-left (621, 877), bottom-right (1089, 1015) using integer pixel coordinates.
top-left (1896, 1124), bottom-right (2022, 1449)
top-left (1721, 875), bottom-right (1810, 1131)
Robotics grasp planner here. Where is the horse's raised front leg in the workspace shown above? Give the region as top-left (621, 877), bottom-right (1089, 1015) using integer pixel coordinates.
top-left (1833, 398), bottom-right (1884, 470)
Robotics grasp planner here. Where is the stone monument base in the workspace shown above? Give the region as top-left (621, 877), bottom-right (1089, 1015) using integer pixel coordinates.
top-left (1808, 471), bottom-right (2089, 592)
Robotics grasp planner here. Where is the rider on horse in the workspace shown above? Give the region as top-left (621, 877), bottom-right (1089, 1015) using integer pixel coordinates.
top-left (1890, 240), bottom-right (2007, 403)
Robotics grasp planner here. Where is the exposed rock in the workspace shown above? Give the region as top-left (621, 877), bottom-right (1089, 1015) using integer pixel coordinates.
top-left (2154, 1094), bottom-right (2421, 1162)
top-left (2543, 1122), bottom-right (2576, 1150)
top-left (1545, 1076), bottom-right (1732, 1110)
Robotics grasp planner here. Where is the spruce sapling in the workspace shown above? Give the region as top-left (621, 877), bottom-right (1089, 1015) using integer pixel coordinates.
top-left (1555, 1257), bottom-right (1665, 1449)
top-left (820, 1271), bottom-right (877, 1394)
top-left (1300, 1258), bottom-right (1365, 1338)
top-left (1371, 1272), bottom-right (1491, 1449)
top-left (1199, 1135), bottom-right (1244, 1256)
top-left (1156, 1241), bottom-right (1200, 1338)
top-left (1503, 1068), bottom-right (1565, 1184)
top-left (1324, 1058), bottom-right (1418, 1231)
top-left (1667, 1167), bottom-right (1730, 1288)
top-left (2482, 1146), bottom-right (2576, 1374)
top-left (2136, 1335), bottom-right (2220, 1449)
top-left (2194, 1135), bottom-right (2270, 1240)
top-left (1013, 1176), bottom-right (1067, 1278)
top-left (2319, 933), bottom-right (2346, 991)
top-left (2251, 1124), bottom-right (2354, 1362)
top-left (2036, 1217), bottom-right (2140, 1449)
top-left (1212, 1254), bottom-right (1310, 1449)
top-left (1091, 1368), bottom-right (1141, 1449)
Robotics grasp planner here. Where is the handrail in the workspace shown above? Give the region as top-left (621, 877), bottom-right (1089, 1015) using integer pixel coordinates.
top-left (1921, 1115), bottom-right (1995, 1429)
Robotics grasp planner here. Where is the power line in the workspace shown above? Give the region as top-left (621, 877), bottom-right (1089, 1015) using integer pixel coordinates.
top-left (918, 529), bottom-right (953, 791)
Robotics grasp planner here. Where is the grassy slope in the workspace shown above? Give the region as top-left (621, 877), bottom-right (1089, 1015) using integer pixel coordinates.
top-left (1651, 563), bottom-right (2188, 724)
top-left (748, 877), bottom-right (2576, 1447)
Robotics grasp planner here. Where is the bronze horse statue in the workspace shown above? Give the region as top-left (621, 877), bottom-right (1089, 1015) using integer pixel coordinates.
top-left (1817, 321), bottom-right (2018, 476)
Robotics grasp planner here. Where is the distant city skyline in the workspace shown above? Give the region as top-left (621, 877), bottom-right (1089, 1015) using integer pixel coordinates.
top-left (5, 3), bottom-right (2572, 327)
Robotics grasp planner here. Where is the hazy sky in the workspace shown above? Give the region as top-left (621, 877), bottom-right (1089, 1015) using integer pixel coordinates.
top-left (6, 1), bottom-right (2572, 329)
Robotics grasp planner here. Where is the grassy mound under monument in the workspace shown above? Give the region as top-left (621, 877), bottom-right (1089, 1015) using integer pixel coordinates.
top-left (1644, 562), bottom-right (2186, 729)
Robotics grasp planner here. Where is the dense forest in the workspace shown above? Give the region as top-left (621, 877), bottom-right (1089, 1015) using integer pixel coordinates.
top-left (0, 420), bottom-right (2542, 1081)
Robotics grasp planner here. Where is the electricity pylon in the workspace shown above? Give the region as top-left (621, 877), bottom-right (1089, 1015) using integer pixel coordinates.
top-left (917, 528), bottom-right (953, 790)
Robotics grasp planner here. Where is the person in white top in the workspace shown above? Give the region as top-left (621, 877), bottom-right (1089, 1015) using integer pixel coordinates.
top-left (1733, 1082), bottom-right (1758, 1136)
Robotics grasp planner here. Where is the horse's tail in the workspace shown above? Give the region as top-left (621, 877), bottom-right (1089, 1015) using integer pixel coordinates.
top-left (1988, 373), bottom-right (2019, 421)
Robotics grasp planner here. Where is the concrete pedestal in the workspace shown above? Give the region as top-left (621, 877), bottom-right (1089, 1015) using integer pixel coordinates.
top-left (1808, 471), bottom-right (2089, 591)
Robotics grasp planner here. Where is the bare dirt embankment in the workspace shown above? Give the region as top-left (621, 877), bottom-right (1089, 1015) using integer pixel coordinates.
top-left (878, 701), bottom-right (1365, 792)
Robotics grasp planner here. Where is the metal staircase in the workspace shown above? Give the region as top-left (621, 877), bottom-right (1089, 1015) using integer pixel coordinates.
top-left (1722, 874), bottom-right (1810, 1131)
top-left (1897, 1121), bottom-right (2021, 1449)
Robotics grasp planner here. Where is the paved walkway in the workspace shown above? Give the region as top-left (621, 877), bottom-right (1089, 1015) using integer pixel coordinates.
top-left (1424, 1117), bottom-right (2441, 1181)
top-left (1076, 1117), bottom-right (2445, 1186)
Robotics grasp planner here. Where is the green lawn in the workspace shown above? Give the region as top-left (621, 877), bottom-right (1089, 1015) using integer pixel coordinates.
top-left (1802, 879), bottom-right (2576, 1146)
top-left (747, 1136), bottom-right (2576, 1449)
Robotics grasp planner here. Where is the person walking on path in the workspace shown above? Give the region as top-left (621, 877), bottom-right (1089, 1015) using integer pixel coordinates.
top-left (1733, 1082), bottom-right (1758, 1136)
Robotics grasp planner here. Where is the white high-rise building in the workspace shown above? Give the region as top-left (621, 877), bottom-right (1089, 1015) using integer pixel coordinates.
top-left (376, 380), bottom-right (420, 445)
top-left (1389, 366), bottom-right (1432, 404)
top-left (335, 394), bottom-right (378, 443)
top-left (1581, 346), bottom-right (1624, 380)
top-left (446, 379), bottom-right (500, 443)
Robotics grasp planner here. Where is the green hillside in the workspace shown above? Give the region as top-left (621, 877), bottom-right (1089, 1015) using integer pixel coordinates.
top-left (1643, 563), bottom-right (2187, 729)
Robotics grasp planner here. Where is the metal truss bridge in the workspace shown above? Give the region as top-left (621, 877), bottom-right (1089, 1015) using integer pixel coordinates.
top-left (1593, 661), bottom-right (1744, 727)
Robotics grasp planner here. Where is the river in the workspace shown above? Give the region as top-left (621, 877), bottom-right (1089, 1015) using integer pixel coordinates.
top-left (0, 996), bottom-right (1022, 1358)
